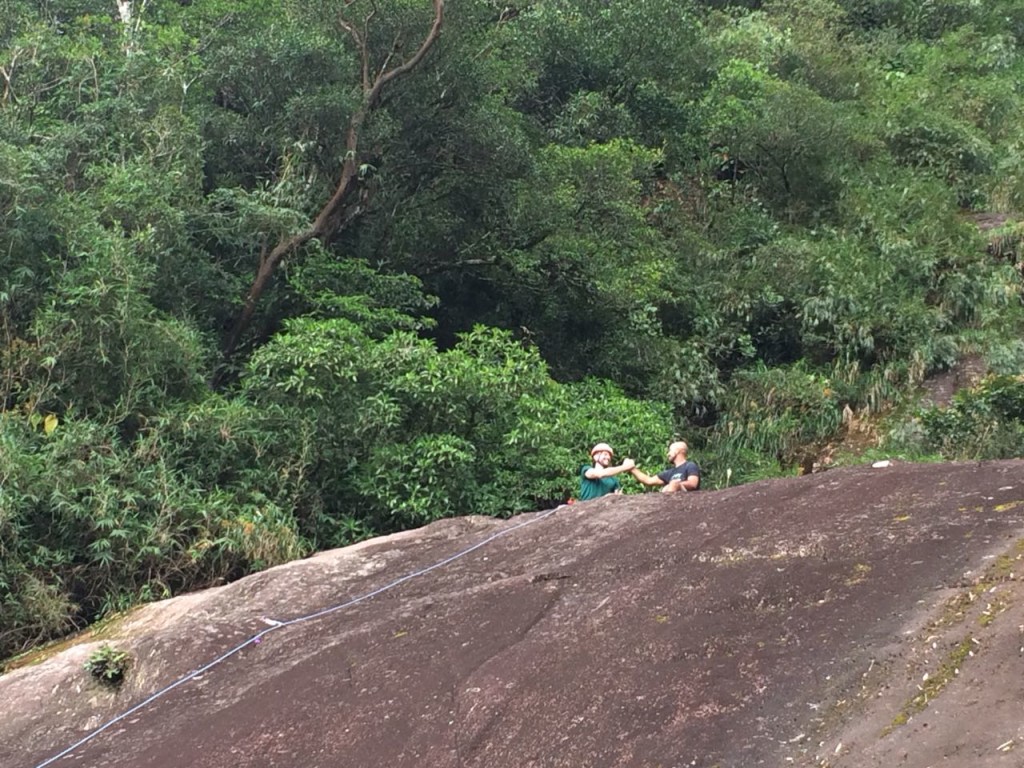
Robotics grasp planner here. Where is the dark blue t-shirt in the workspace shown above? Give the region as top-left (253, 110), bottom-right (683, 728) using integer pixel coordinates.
top-left (656, 461), bottom-right (700, 489)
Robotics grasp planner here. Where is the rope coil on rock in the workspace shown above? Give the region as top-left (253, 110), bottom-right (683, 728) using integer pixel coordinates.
top-left (33, 506), bottom-right (562, 768)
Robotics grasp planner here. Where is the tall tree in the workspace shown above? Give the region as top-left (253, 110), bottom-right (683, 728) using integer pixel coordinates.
top-left (224, 0), bottom-right (445, 358)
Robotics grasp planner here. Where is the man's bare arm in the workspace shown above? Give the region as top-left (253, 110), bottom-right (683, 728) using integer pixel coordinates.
top-left (630, 467), bottom-right (665, 487)
top-left (585, 458), bottom-right (636, 479)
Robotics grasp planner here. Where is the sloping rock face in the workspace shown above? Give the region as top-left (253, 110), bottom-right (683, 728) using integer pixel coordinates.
top-left (4, 460), bottom-right (1024, 768)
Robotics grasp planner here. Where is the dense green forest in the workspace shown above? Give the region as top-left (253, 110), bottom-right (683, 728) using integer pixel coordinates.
top-left (4, 0), bottom-right (1024, 659)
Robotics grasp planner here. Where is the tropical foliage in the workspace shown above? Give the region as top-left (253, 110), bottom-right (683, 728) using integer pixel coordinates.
top-left (3, 0), bottom-right (1024, 659)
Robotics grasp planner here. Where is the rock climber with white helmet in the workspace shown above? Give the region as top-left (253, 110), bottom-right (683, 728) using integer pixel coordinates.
top-left (578, 442), bottom-right (636, 501)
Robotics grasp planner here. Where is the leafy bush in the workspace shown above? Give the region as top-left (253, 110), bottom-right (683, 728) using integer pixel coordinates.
top-left (0, 406), bottom-right (310, 660)
top-left (919, 375), bottom-right (1024, 459)
top-left (18, 239), bottom-right (208, 423)
top-left (712, 362), bottom-right (844, 475)
top-left (83, 644), bottom-right (130, 688)
top-left (245, 321), bottom-right (674, 524)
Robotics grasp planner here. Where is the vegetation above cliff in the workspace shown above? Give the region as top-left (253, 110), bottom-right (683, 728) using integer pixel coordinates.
top-left (3, 0), bottom-right (1024, 658)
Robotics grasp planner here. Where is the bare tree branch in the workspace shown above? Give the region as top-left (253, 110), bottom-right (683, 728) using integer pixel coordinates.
top-left (336, 14), bottom-right (367, 90)
top-left (376, 33), bottom-right (403, 81)
top-left (224, 0), bottom-right (445, 360)
top-left (368, 0), bottom-right (444, 108)
top-left (0, 48), bottom-right (20, 105)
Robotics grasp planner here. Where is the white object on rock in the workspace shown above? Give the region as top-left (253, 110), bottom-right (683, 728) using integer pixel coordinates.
top-left (872, 460), bottom-right (893, 468)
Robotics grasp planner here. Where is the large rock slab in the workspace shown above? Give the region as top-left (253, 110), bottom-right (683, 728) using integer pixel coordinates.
top-left (4, 460), bottom-right (1024, 768)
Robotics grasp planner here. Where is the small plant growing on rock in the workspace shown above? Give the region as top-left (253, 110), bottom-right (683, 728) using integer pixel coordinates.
top-left (84, 644), bottom-right (130, 688)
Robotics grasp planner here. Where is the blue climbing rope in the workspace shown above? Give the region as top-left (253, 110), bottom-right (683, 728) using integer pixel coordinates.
top-left (32, 506), bottom-right (561, 768)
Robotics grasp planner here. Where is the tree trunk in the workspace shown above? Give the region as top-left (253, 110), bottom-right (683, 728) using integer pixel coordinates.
top-left (223, 0), bottom-right (445, 361)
